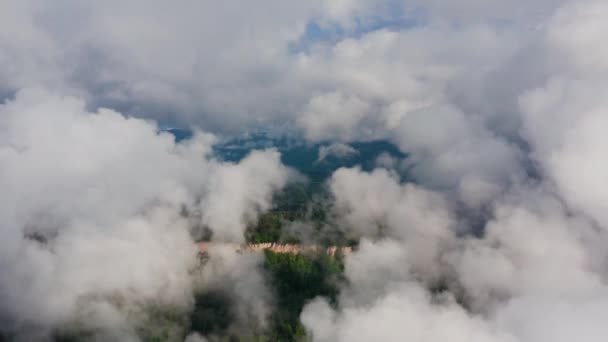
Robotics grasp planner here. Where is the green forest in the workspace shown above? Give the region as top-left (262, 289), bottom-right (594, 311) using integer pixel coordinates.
top-left (51, 250), bottom-right (346, 342)
top-left (37, 137), bottom-right (406, 341)
top-left (184, 250), bottom-right (344, 342)
top-left (45, 184), bottom-right (352, 342)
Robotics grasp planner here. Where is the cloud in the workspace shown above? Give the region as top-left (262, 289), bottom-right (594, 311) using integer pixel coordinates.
top-left (329, 167), bottom-right (455, 281)
top-left (302, 284), bottom-right (514, 342)
top-left (184, 332), bottom-right (208, 342)
top-left (300, 2), bottom-right (608, 340)
top-left (0, 89), bottom-right (290, 338)
top-left (291, 17), bottom-right (527, 207)
top-left (199, 149), bottom-right (291, 242)
top-left (0, 0), bottom-right (320, 130)
top-left (0, 0), bottom-right (561, 134)
top-left (196, 245), bottom-right (273, 335)
top-left (304, 168), bottom-right (608, 342)
top-left (520, 79), bottom-right (608, 231)
top-left (316, 142), bottom-right (359, 163)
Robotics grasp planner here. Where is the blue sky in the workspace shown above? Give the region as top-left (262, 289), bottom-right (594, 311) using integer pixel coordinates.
top-left (290, 4), bottom-right (425, 53)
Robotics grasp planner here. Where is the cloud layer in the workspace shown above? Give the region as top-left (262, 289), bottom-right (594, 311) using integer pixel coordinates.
top-left (0, 89), bottom-right (290, 339)
top-left (2, 0), bottom-right (608, 341)
top-left (299, 1), bottom-right (608, 341)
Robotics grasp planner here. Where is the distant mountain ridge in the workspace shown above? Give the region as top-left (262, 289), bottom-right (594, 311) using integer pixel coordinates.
top-left (165, 129), bottom-right (406, 181)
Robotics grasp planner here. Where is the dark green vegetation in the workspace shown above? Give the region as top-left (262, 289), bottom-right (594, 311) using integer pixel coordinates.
top-left (245, 209), bottom-right (358, 248)
top-left (188, 250), bottom-right (345, 342)
top-left (189, 291), bottom-right (235, 338)
top-left (245, 180), bottom-right (359, 247)
top-left (246, 212), bottom-right (286, 244)
top-left (245, 182), bottom-right (330, 245)
top-left (217, 132), bottom-right (405, 246)
top-left (262, 250), bottom-right (344, 342)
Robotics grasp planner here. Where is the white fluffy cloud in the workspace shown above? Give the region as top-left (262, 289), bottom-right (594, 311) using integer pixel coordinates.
top-left (302, 285), bottom-right (514, 342)
top-left (329, 167), bottom-right (455, 280)
top-left (0, 0), bottom-right (565, 136)
top-left (303, 2), bottom-right (608, 324)
top-left (520, 80), bottom-right (608, 232)
top-left (316, 142), bottom-right (359, 162)
top-left (305, 168), bottom-right (608, 342)
top-left (0, 89), bottom-right (290, 338)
